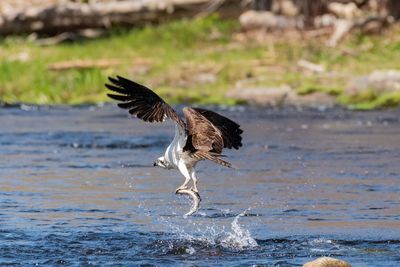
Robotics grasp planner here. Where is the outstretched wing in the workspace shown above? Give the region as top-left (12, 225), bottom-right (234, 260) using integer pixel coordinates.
top-left (106, 76), bottom-right (185, 129)
top-left (191, 107), bottom-right (243, 150)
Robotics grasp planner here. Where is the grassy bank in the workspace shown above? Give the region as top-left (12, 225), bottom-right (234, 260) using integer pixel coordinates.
top-left (1, 16), bottom-right (400, 108)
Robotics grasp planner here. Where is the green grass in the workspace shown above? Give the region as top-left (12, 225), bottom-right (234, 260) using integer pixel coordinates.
top-left (1, 15), bottom-right (400, 108)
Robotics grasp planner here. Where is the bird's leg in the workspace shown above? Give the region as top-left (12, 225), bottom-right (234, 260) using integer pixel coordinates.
top-left (189, 169), bottom-right (199, 193)
top-left (189, 168), bottom-right (201, 201)
top-left (175, 177), bottom-right (190, 193)
top-left (176, 160), bottom-right (191, 193)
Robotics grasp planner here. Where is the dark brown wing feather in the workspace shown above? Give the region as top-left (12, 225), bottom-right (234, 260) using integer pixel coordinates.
top-left (105, 76), bottom-right (185, 129)
top-left (183, 107), bottom-right (224, 154)
top-left (182, 107), bottom-right (234, 168)
top-left (192, 108), bottom-right (243, 149)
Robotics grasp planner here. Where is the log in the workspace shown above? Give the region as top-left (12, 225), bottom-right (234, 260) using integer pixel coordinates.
top-left (239, 10), bottom-right (304, 31)
top-left (297, 59), bottom-right (325, 73)
top-left (327, 15), bottom-right (388, 47)
top-left (35, 29), bottom-right (106, 46)
top-left (326, 18), bottom-right (354, 47)
top-left (0, 0), bottom-right (243, 35)
top-left (48, 59), bottom-right (120, 71)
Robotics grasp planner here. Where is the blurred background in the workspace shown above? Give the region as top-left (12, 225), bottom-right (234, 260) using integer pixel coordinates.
top-left (0, 0), bottom-right (399, 109)
top-left (1, 2), bottom-right (400, 266)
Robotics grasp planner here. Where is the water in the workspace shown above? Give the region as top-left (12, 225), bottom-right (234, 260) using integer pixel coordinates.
top-left (0, 104), bottom-right (399, 266)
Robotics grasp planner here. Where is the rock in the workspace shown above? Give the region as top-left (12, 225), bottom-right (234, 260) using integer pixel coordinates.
top-left (226, 85), bottom-right (292, 106)
top-left (314, 14), bottom-right (337, 28)
top-left (274, 0), bottom-right (298, 17)
top-left (192, 73), bottom-right (217, 85)
top-left (303, 256), bottom-right (351, 267)
top-left (346, 70), bottom-right (400, 96)
top-left (226, 86), bottom-right (335, 108)
top-left (297, 59), bottom-right (325, 73)
top-left (285, 91), bottom-right (335, 108)
top-left (328, 2), bottom-right (361, 20)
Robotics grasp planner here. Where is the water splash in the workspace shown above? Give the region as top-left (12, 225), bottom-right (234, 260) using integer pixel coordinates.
top-left (220, 210), bottom-right (258, 249)
top-left (158, 209), bottom-right (258, 251)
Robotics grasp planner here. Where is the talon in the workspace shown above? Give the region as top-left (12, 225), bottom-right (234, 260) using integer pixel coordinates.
top-left (191, 187), bottom-right (199, 193)
top-left (175, 186), bottom-right (189, 193)
top-left (195, 192), bottom-right (201, 202)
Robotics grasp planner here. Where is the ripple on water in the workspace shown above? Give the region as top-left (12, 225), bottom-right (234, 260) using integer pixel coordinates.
top-left (0, 213), bottom-right (400, 266)
top-left (0, 131), bottom-right (168, 150)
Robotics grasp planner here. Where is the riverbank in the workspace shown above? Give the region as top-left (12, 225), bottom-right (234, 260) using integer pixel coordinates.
top-left (1, 16), bottom-right (400, 109)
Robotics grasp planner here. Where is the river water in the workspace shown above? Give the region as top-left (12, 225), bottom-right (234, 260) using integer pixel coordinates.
top-left (0, 104), bottom-right (399, 266)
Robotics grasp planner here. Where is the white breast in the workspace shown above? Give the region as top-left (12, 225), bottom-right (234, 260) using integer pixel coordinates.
top-left (164, 124), bottom-right (186, 169)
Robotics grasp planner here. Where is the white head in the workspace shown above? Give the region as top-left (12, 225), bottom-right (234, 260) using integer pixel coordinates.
top-left (153, 156), bottom-right (168, 169)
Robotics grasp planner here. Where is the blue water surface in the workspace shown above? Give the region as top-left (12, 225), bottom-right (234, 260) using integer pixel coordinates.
top-left (0, 105), bottom-right (399, 266)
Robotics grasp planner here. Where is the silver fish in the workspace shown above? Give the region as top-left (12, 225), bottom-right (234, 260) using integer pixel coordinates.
top-left (176, 189), bottom-right (201, 216)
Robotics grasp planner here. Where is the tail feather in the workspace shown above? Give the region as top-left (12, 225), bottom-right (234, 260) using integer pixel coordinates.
top-left (192, 151), bottom-right (233, 168)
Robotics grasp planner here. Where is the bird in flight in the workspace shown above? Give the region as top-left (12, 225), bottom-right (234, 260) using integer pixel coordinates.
top-left (106, 76), bottom-right (243, 214)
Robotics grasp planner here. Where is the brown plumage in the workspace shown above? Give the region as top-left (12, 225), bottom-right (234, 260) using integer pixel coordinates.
top-left (105, 76), bottom-right (242, 168)
top-left (191, 107), bottom-right (243, 150)
top-left (182, 107), bottom-right (233, 167)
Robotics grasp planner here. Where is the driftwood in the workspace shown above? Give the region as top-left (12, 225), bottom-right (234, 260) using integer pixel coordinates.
top-left (0, 0), bottom-right (242, 35)
top-left (327, 14), bottom-right (388, 47)
top-left (35, 29), bottom-right (106, 46)
top-left (239, 10), bottom-right (304, 31)
top-left (328, 2), bottom-right (362, 19)
top-left (48, 59), bottom-right (120, 71)
top-left (48, 57), bottom-right (153, 72)
top-left (326, 18), bottom-right (354, 47)
top-left (297, 59), bottom-right (325, 73)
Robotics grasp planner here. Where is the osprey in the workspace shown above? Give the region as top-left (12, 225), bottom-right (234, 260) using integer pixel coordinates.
top-left (106, 76), bottom-right (243, 212)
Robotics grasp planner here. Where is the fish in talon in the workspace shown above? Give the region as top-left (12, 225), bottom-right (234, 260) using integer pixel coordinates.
top-left (176, 188), bottom-right (201, 216)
